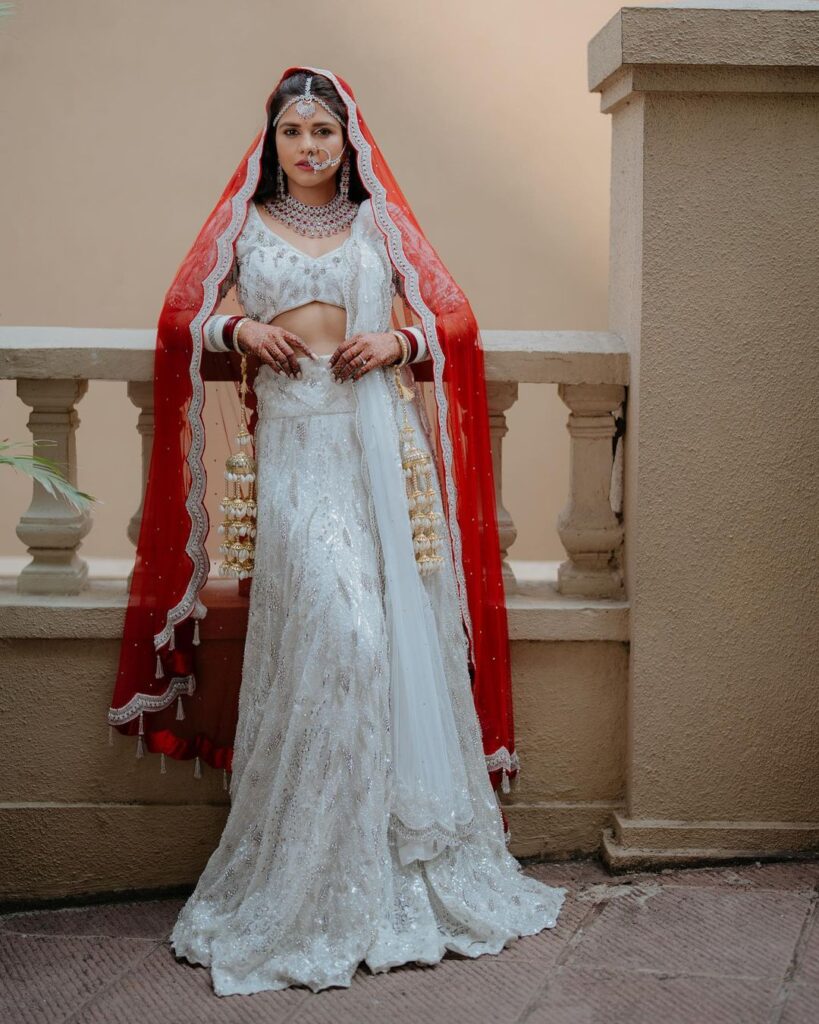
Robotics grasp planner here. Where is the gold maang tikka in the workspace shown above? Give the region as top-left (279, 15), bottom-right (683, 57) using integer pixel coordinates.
top-left (218, 350), bottom-right (257, 580)
top-left (392, 366), bottom-right (445, 575)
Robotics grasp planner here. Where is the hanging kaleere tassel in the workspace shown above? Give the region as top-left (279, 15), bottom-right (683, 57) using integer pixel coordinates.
top-left (218, 349), bottom-right (257, 581)
top-left (391, 367), bottom-right (444, 576)
top-left (193, 756), bottom-right (202, 779)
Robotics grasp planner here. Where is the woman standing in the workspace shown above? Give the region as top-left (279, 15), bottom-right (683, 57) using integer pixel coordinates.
top-left (109, 66), bottom-right (566, 996)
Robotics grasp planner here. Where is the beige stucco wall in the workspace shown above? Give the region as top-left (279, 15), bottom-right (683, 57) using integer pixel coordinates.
top-left (0, 0), bottom-right (643, 565)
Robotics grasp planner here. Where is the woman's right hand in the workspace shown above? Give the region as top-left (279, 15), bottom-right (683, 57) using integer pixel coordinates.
top-left (235, 320), bottom-right (319, 378)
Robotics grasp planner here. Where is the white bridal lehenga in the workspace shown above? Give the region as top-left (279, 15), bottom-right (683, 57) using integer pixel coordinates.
top-left (169, 353), bottom-right (567, 995)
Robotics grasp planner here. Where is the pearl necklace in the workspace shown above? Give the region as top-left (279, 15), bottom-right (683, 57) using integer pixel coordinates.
top-left (263, 189), bottom-right (358, 239)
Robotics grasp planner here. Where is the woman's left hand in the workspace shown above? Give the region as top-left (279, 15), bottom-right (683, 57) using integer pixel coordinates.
top-left (330, 332), bottom-right (402, 382)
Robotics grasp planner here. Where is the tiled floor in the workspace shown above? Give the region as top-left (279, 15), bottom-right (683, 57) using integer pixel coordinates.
top-left (1, 857), bottom-right (817, 1024)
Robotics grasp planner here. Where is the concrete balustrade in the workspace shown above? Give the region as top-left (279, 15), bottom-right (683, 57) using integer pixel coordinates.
top-left (0, 326), bottom-right (628, 602)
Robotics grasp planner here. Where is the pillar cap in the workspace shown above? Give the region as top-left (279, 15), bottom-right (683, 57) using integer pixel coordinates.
top-left (589, 2), bottom-right (819, 96)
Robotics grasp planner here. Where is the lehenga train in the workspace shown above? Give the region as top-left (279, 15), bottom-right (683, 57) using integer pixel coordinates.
top-left (169, 353), bottom-right (567, 995)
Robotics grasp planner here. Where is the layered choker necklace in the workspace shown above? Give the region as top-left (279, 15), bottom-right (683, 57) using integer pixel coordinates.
top-left (262, 188), bottom-right (358, 239)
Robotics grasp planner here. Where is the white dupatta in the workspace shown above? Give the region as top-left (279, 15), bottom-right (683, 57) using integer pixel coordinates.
top-left (346, 201), bottom-right (474, 864)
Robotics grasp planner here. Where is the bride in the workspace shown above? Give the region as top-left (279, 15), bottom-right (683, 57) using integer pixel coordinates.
top-left (108, 66), bottom-right (566, 996)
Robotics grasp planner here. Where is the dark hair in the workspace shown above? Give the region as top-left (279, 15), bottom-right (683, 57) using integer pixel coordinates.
top-left (253, 71), bottom-right (369, 205)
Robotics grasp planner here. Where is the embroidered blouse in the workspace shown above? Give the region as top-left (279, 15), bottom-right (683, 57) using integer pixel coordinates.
top-left (202, 200), bottom-right (427, 361)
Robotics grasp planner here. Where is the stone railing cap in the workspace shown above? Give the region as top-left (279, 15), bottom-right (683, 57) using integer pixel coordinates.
top-left (0, 326), bottom-right (629, 386)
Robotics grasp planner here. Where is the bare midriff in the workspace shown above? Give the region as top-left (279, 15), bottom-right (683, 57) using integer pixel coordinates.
top-left (267, 302), bottom-right (347, 357)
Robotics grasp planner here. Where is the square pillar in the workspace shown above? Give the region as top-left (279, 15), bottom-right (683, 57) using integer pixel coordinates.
top-left (589, 2), bottom-right (819, 865)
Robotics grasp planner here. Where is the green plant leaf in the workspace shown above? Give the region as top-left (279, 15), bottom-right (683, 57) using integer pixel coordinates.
top-left (1, 438), bottom-right (100, 514)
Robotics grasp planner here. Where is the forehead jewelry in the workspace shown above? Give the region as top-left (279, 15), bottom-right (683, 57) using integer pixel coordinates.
top-left (273, 76), bottom-right (347, 172)
top-left (273, 75), bottom-right (345, 130)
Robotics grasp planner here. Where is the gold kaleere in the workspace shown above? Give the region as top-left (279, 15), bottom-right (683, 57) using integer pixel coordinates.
top-left (392, 366), bottom-right (444, 575)
top-left (218, 351), bottom-right (257, 580)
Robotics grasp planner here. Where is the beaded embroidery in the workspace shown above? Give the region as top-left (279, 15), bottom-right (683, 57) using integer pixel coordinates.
top-left (232, 203), bottom-right (353, 323)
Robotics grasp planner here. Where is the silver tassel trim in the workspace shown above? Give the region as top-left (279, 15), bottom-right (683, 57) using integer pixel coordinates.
top-left (501, 768), bottom-right (511, 794)
top-left (193, 618), bottom-right (201, 646)
top-left (155, 652), bottom-right (163, 678)
top-left (160, 752), bottom-right (167, 774)
top-left (194, 756), bottom-right (202, 779)
top-left (168, 627), bottom-right (175, 652)
top-left (176, 694), bottom-right (185, 720)
top-left (135, 712), bottom-right (146, 761)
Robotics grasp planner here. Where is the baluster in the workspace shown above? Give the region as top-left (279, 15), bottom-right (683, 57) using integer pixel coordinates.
top-left (486, 380), bottom-right (519, 594)
top-left (126, 379), bottom-right (155, 589)
top-left (125, 381), bottom-right (155, 589)
top-left (15, 379), bottom-right (91, 595)
top-left (556, 382), bottom-right (625, 598)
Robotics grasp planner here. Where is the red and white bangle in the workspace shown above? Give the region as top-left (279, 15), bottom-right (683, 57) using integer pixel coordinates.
top-left (202, 314), bottom-right (248, 353)
top-left (394, 326), bottom-right (428, 364)
top-left (203, 315), bottom-right (232, 353)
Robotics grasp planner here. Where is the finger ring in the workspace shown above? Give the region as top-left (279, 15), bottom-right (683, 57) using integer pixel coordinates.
top-left (356, 355), bottom-right (366, 367)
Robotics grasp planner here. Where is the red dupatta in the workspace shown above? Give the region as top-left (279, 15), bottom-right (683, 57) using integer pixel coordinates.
top-left (108, 66), bottom-right (519, 800)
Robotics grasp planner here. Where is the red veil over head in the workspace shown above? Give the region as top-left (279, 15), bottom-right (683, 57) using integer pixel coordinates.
top-left (108, 65), bottom-right (519, 799)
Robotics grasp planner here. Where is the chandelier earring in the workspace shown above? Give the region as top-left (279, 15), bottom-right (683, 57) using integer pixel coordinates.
top-left (339, 154), bottom-right (351, 201)
top-left (276, 162), bottom-right (286, 198)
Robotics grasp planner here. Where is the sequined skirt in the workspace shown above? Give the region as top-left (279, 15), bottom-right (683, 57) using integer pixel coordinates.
top-left (169, 352), bottom-right (567, 996)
